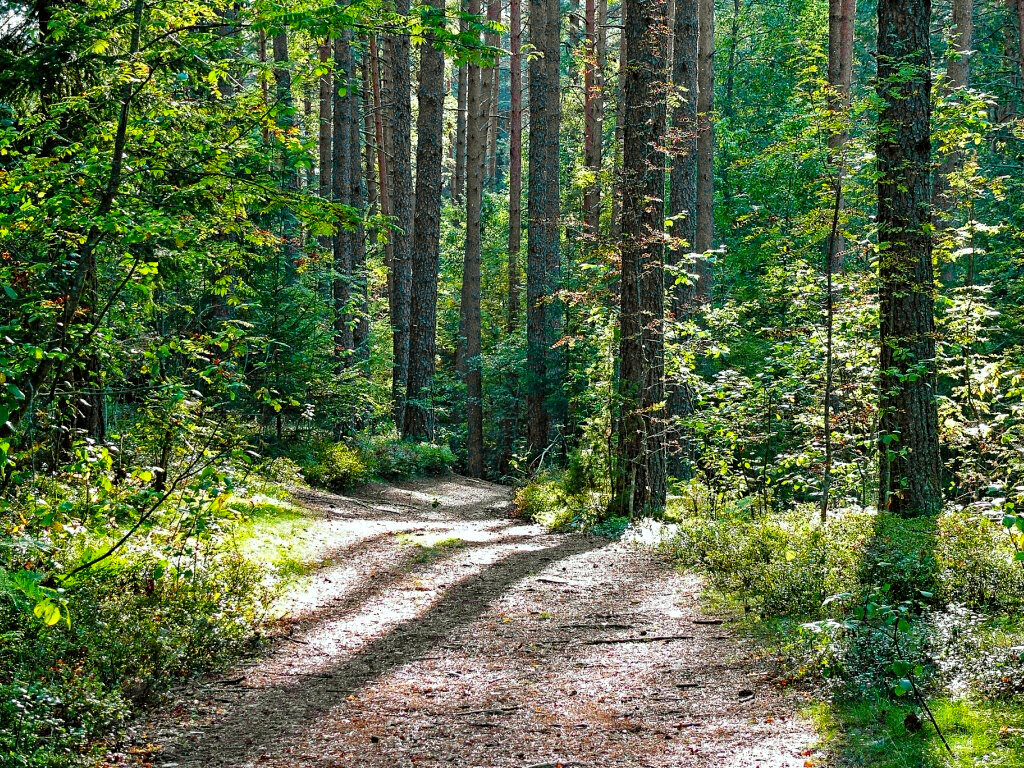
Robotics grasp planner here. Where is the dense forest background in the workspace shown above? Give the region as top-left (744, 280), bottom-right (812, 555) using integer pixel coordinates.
top-left (3, 0), bottom-right (1024, 764)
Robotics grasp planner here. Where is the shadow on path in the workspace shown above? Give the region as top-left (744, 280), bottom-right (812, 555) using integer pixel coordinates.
top-left (166, 533), bottom-right (603, 767)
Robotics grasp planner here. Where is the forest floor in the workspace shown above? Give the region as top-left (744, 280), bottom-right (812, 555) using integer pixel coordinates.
top-left (111, 476), bottom-right (819, 768)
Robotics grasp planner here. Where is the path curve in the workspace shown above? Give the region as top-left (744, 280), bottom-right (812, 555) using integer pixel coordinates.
top-left (118, 476), bottom-right (816, 768)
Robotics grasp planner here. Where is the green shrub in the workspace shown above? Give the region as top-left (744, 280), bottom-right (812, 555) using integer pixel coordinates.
top-left (514, 472), bottom-right (606, 533)
top-left (299, 436), bottom-right (454, 492)
top-left (359, 435), bottom-right (455, 479)
top-left (0, 552), bottom-right (270, 767)
top-left (303, 443), bottom-right (370, 492)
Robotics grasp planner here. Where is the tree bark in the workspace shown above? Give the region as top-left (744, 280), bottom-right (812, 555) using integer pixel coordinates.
top-left (350, 52), bottom-right (369, 364)
top-left (670, 0), bottom-right (698, 299)
top-left (583, 0), bottom-right (602, 242)
top-left (332, 32), bottom-right (354, 356)
top-left (487, 5), bottom-right (502, 190)
top-left (459, 0), bottom-right (490, 476)
top-left (318, 39), bottom-right (333, 224)
top-left (611, 0), bottom-right (668, 518)
top-left (827, 0), bottom-right (856, 272)
top-left (527, 0), bottom-right (563, 456)
top-left (611, 1), bottom-right (626, 240)
top-left (695, 0), bottom-right (714, 256)
top-left (404, 0), bottom-right (447, 440)
top-left (508, 0), bottom-right (523, 332)
top-left (273, 32), bottom-right (300, 274)
top-left (876, 0), bottom-right (942, 515)
top-left (385, 0), bottom-right (415, 429)
top-left (665, 0), bottom-right (698, 474)
top-left (454, 6), bottom-right (469, 202)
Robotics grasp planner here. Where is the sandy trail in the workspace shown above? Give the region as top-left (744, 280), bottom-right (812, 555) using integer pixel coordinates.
top-left (117, 476), bottom-right (816, 768)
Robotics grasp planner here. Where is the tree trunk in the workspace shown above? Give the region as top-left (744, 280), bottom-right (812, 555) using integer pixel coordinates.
top-left (459, 0), bottom-right (490, 477)
top-left (611, 0), bottom-right (668, 518)
top-left (695, 0), bottom-right (714, 256)
top-left (318, 39), bottom-right (333, 239)
top-left (1018, 0), bottom-right (1024, 101)
top-left (670, 0), bottom-right (698, 298)
top-left (666, 0), bottom-right (698, 473)
top-left (350, 53), bottom-right (369, 364)
top-left (583, 0), bottom-right (602, 242)
top-left (404, 0), bottom-right (447, 440)
top-left (827, 0), bottom-right (856, 272)
top-left (332, 33), bottom-right (354, 356)
top-left (508, 0), bottom-right (523, 332)
top-left (487, 6), bottom-right (502, 190)
top-left (610, 1), bottom-right (626, 240)
top-left (385, 0), bottom-right (414, 429)
top-left (454, 7), bottom-right (469, 202)
top-left (876, 0), bottom-right (942, 516)
top-left (273, 32), bottom-right (300, 273)
top-left (527, 0), bottom-right (563, 457)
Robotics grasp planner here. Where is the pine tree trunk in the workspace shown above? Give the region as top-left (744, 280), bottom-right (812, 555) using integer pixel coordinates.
top-left (318, 39), bottom-right (332, 235)
top-left (826, 0), bottom-right (856, 271)
top-left (454, 7), bottom-right (469, 202)
top-left (459, 0), bottom-right (489, 476)
top-left (508, 0), bottom-right (523, 332)
top-left (273, 32), bottom-right (300, 273)
top-left (487, 7), bottom-right (501, 190)
top-left (695, 0), bottom-right (714, 256)
top-left (332, 33), bottom-right (354, 356)
top-left (666, 0), bottom-right (699, 474)
top-left (877, 0), bottom-right (942, 516)
top-left (527, 0), bottom-right (563, 456)
top-left (350, 53), bottom-right (369, 364)
top-left (1018, 0), bottom-right (1024, 101)
top-left (670, 0), bottom-right (698, 297)
top-left (583, 0), bottom-right (601, 242)
top-left (611, 1), bottom-right (626, 240)
top-left (404, 0), bottom-right (447, 440)
top-left (385, 0), bottom-right (414, 429)
top-left (611, 0), bottom-right (668, 518)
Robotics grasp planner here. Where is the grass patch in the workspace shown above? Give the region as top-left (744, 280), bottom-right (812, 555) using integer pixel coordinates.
top-left (397, 534), bottom-right (466, 564)
top-left (810, 695), bottom-right (1024, 767)
top-left (227, 495), bottom-right (323, 583)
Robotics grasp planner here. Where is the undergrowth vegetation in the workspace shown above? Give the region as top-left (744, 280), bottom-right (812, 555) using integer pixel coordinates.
top-left (517, 465), bottom-right (1024, 767)
top-left (0, 431), bottom-right (453, 767)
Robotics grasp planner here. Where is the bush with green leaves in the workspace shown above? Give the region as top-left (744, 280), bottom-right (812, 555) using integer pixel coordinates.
top-left (299, 434), bottom-right (455, 492)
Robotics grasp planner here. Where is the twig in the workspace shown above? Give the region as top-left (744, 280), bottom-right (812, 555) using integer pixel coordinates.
top-left (581, 635), bottom-right (695, 645)
top-left (452, 705), bottom-right (519, 717)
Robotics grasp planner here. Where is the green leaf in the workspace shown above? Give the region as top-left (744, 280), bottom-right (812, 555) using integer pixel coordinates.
top-left (33, 599), bottom-right (61, 626)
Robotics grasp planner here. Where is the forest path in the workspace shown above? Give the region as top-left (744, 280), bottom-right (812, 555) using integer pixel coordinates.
top-left (119, 476), bottom-right (817, 768)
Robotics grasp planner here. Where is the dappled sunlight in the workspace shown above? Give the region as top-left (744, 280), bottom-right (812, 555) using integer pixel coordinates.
top-left (119, 478), bottom-right (818, 768)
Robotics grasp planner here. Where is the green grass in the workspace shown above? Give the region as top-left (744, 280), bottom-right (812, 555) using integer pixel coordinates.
top-left (227, 494), bottom-right (324, 582)
top-left (397, 534), bottom-right (467, 563)
top-left (810, 695), bottom-right (1024, 767)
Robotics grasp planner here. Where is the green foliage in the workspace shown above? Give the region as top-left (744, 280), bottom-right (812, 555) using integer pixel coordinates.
top-left (514, 467), bottom-right (612, 535)
top-left (299, 434), bottom-right (456, 492)
top-left (303, 442), bottom-right (370, 492)
top-left (810, 695), bottom-right (1024, 768)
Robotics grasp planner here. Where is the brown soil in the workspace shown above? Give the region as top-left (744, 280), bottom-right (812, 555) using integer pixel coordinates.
top-left (113, 476), bottom-right (817, 768)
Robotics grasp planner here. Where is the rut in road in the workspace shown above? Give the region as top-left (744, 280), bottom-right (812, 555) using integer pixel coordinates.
top-left (124, 476), bottom-right (816, 768)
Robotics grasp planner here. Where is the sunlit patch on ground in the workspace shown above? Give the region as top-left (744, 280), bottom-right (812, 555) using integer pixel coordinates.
top-left (118, 477), bottom-right (817, 768)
